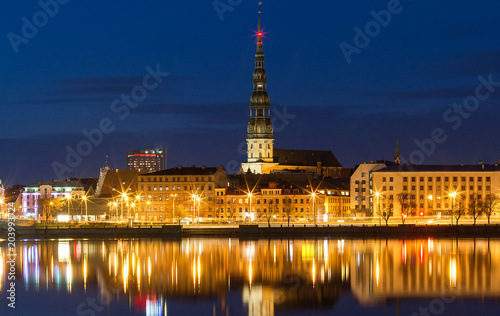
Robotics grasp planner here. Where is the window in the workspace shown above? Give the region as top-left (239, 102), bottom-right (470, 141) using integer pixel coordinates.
top-left (470, 186), bottom-right (473, 190)
top-left (478, 186), bottom-right (482, 190)
top-left (419, 177), bottom-right (424, 182)
top-left (362, 172), bottom-right (366, 177)
top-left (486, 177), bottom-right (491, 182)
top-left (361, 180), bottom-right (366, 184)
top-left (462, 177), bottom-right (466, 181)
top-left (420, 186), bottom-right (424, 190)
top-left (478, 177), bottom-right (482, 182)
top-left (470, 177), bottom-right (474, 181)
top-left (428, 177), bottom-right (432, 181)
top-left (411, 177), bottom-right (416, 182)
top-left (444, 177), bottom-right (449, 182)
top-left (461, 186), bottom-right (465, 190)
top-left (437, 177), bottom-right (441, 181)
top-left (453, 177), bottom-right (457, 182)
top-left (411, 186), bottom-right (416, 191)
top-left (383, 177), bottom-right (386, 182)
top-left (403, 177), bottom-right (408, 182)
top-left (389, 186), bottom-right (393, 191)
top-left (382, 186), bottom-right (386, 191)
top-left (403, 186), bottom-right (407, 191)
top-left (487, 186), bottom-right (491, 191)
top-left (390, 177), bottom-right (394, 182)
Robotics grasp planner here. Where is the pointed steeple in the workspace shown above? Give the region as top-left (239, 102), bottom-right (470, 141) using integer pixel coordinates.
top-left (395, 139), bottom-right (401, 164)
top-left (244, 1), bottom-right (274, 168)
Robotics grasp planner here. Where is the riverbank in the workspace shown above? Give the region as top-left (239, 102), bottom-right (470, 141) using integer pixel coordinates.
top-left (1, 223), bottom-right (500, 239)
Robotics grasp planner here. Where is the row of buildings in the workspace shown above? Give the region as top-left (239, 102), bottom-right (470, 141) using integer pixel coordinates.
top-left (5, 155), bottom-right (500, 223)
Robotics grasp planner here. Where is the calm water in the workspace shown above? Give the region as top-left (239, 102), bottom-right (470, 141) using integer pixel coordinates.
top-left (1, 238), bottom-right (500, 316)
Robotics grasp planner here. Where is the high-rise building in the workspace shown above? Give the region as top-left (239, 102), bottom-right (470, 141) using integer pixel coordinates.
top-left (126, 146), bottom-right (167, 172)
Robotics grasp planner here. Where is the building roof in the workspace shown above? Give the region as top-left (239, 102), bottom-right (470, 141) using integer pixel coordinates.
top-left (96, 170), bottom-right (147, 198)
top-left (228, 174), bottom-right (349, 193)
top-left (376, 164), bottom-right (500, 173)
top-left (142, 166), bottom-right (222, 176)
top-left (273, 149), bottom-right (342, 167)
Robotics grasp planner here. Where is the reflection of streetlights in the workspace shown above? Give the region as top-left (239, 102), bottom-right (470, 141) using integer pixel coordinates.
top-left (448, 191), bottom-right (457, 225)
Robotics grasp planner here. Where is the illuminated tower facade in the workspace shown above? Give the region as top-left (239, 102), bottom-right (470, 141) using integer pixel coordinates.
top-left (241, 3), bottom-right (278, 174)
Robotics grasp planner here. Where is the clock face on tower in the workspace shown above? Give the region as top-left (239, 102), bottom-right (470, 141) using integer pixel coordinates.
top-left (266, 125), bottom-right (272, 131)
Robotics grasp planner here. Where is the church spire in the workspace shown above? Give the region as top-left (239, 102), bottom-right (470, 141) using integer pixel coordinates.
top-left (244, 1), bottom-right (274, 170)
top-left (395, 139), bottom-right (401, 164)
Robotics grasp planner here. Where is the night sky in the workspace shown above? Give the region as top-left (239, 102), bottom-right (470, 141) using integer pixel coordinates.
top-left (1, 0), bottom-right (500, 185)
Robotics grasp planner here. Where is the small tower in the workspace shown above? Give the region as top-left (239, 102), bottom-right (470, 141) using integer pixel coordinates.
top-left (394, 139), bottom-right (401, 165)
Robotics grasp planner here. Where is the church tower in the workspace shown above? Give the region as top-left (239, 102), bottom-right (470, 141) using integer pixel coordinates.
top-left (241, 2), bottom-right (277, 174)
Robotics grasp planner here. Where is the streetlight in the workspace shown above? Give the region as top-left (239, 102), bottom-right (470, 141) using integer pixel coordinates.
top-left (0, 197), bottom-right (4, 219)
top-left (66, 194), bottom-right (72, 220)
top-left (448, 191), bottom-right (457, 225)
top-left (248, 193), bottom-right (253, 222)
top-left (82, 196), bottom-right (88, 222)
top-left (171, 194), bottom-right (177, 224)
top-left (196, 196), bottom-right (201, 222)
top-left (146, 200), bottom-right (151, 223)
top-left (374, 192), bottom-right (381, 226)
top-left (120, 192), bottom-right (128, 220)
top-left (311, 192), bottom-right (316, 225)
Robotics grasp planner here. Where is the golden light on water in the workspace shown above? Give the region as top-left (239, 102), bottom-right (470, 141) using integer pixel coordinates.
top-left (4, 238), bottom-right (500, 312)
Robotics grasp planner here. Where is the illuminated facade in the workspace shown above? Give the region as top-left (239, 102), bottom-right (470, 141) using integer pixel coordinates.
top-left (136, 166), bottom-right (227, 222)
top-left (22, 180), bottom-right (85, 218)
top-left (216, 174), bottom-right (349, 222)
top-left (126, 146), bottom-right (167, 172)
top-left (371, 164), bottom-right (500, 218)
top-left (350, 161), bottom-right (391, 216)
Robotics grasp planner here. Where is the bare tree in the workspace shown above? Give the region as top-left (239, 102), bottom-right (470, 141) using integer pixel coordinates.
top-left (397, 193), bottom-right (416, 224)
top-left (264, 199), bottom-right (277, 227)
top-left (452, 195), bottom-right (466, 225)
top-left (283, 196), bottom-right (296, 227)
top-left (173, 205), bottom-right (188, 224)
top-left (381, 202), bottom-right (393, 227)
top-left (483, 194), bottom-right (499, 224)
top-left (39, 198), bottom-right (65, 222)
top-left (467, 194), bottom-right (483, 226)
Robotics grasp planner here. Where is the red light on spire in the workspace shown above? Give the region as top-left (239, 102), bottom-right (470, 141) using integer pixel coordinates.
top-left (257, 31), bottom-right (263, 37)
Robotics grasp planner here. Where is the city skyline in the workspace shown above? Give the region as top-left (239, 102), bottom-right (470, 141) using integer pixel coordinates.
top-left (2, 0), bottom-right (500, 185)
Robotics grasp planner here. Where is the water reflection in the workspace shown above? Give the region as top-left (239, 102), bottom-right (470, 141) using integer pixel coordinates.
top-left (1, 238), bottom-right (500, 315)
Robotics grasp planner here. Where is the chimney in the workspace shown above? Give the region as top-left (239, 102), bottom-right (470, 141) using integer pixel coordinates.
top-left (202, 165), bottom-right (206, 169)
top-left (479, 160), bottom-right (483, 165)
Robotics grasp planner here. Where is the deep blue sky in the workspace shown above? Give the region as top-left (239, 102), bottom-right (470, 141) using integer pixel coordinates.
top-left (1, 0), bottom-right (500, 185)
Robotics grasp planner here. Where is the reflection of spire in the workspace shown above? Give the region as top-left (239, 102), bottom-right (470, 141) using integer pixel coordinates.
top-left (394, 139), bottom-right (401, 165)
